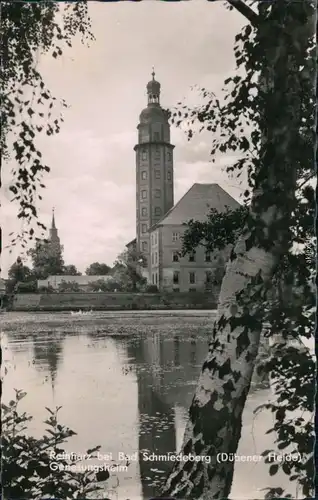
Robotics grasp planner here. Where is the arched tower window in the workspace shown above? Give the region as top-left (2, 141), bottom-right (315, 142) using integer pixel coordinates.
top-left (147, 68), bottom-right (160, 105)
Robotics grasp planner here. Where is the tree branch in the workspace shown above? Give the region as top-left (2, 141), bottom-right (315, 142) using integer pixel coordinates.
top-left (226, 0), bottom-right (259, 26)
top-left (297, 173), bottom-right (315, 190)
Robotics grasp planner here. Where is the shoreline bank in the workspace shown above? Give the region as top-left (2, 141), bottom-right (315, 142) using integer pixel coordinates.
top-left (8, 291), bottom-right (219, 312)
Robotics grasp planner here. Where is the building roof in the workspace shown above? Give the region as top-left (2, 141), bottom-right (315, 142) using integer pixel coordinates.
top-left (126, 238), bottom-right (137, 248)
top-left (149, 183), bottom-right (241, 231)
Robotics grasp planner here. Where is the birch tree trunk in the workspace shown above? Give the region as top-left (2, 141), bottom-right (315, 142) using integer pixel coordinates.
top-left (162, 1), bottom-right (315, 498)
top-left (161, 226), bottom-right (279, 500)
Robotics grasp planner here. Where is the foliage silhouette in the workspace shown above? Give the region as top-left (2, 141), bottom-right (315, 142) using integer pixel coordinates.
top-left (2, 390), bottom-right (113, 499)
top-left (2, 2), bottom-right (94, 247)
top-left (162, 0), bottom-right (315, 497)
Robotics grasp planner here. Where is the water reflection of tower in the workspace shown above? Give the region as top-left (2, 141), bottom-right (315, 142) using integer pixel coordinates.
top-left (127, 329), bottom-right (208, 499)
top-left (32, 334), bottom-right (65, 396)
top-left (127, 334), bottom-right (176, 500)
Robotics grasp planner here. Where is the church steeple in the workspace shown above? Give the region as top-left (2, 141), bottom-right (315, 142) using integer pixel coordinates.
top-left (49, 207), bottom-right (61, 255)
top-left (51, 207), bottom-right (56, 230)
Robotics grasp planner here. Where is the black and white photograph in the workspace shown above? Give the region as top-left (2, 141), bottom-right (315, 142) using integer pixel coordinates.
top-left (1, 1), bottom-right (316, 500)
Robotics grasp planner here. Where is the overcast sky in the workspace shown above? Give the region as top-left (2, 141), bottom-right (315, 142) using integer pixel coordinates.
top-left (2, 1), bottom-right (246, 276)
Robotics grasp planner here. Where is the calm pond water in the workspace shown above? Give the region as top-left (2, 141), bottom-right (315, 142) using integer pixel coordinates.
top-left (1, 311), bottom-right (300, 499)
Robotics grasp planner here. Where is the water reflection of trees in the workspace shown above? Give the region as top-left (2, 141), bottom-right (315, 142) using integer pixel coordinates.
top-left (3, 327), bottom-right (66, 395)
top-left (126, 330), bottom-right (208, 499)
top-left (32, 333), bottom-right (65, 394)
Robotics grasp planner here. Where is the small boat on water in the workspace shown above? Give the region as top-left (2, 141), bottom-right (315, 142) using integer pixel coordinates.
top-left (70, 309), bottom-right (93, 316)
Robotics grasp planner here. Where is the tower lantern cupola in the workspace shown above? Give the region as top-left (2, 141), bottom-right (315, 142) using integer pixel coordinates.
top-left (147, 67), bottom-right (160, 105)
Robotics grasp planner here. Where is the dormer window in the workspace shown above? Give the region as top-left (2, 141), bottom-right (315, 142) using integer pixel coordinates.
top-left (189, 251), bottom-right (196, 262)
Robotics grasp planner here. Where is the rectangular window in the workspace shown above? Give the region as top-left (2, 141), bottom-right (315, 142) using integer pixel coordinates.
top-left (142, 150), bottom-right (147, 160)
top-left (152, 274), bottom-right (155, 284)
top-left (189, 252), bottom-right (196, 262)
top-left (205, 251), bottom-right (211, 262)
top-left (154, 132), bottom-right (160, 141)
top-left (155, 170), bottom-right (160, 179)
top-left (173, 271), bottom-right (179, 284)
top-left (142, 241), bottom-right (148, 252)
top-left (189, 272), bottom-right (195, 284)
top-left (141, 207), bottom-right (147, 216)
top-left (174, 336), bottom-right (180, 366)
top-left (142, 224), bottom-right (147, 233)
top-left (155, 146), bottom-right (160, 159)
top-left (154, 207), bottom-right (161, 216)
top-left (167, 151), bottom-right (172, 160)
top-left (172, 232), bottom-right (179, 242)
top-left (141, 190), bottom-right (147, 199)
top-left (189, 287), bottom-right (196, 292)
top-left (172, 251), bottom-right (179, 262)
top-left (167, 171), bottom-right (172, 181)
top-left (206, 271), bottom-right (212, 282)
top-left (155, 273), bottom-right (158, 284)
top-left (152, 253), bottom-right (154, 264)
top-left (155, 189), bottom-right (161, 198)
top-left (141, 171), bottom-right (147, 180)
top-left (155, 252), bottom-right (158, 264)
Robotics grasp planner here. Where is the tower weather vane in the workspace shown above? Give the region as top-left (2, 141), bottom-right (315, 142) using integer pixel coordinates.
top-left (152, 66), bottom-right (155, 79)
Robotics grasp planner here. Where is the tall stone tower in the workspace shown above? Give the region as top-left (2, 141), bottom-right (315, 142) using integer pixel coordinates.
top-left (134, 70), bottom-right (174, 273)
top-left (49, 208), bottom-right (61, 256)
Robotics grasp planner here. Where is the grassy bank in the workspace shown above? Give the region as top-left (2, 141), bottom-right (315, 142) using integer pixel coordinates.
top-left (10, 291), bottom-right (219, 312)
